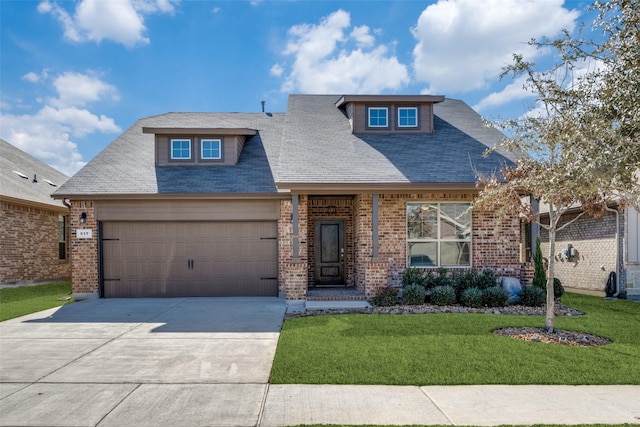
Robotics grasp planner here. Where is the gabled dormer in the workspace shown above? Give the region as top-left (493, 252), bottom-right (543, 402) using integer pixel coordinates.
top-left (142, 127), bottom-right (257, 166)
top-left (335, 95), bottom-right (445, 134)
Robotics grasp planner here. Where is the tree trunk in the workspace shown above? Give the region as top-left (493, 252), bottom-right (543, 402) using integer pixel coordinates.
top-left (545, 228), bottom-right (556, 333)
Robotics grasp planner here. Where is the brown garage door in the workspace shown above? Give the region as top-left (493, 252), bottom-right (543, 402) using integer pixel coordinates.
top-left (101, 221), bottom-right (278, 297)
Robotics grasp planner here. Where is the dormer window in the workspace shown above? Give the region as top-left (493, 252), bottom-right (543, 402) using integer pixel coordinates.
top-left (397, 106), bottom-right (419, 128)
top-left (367, 106), bottom-right (389, 129)
top-left (200, 138), bottom-right (222, 161)
top-left (171, 138), bottom-right (192, 160)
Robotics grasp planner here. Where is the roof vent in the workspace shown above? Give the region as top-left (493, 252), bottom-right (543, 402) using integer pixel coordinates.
top-left (44, 179), bottom-right (57, 187)
top-left (33, 174), bottom-right (37, 183)
top-left (13, 171), bottom-right (28, 179)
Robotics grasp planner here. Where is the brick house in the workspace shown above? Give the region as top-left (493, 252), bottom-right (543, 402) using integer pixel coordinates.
top-left (1, 139), bottom-right (70, 285)
top-left (538, 205), bottom-right (640, 300)
top-left (53, 94), bottom-right (527, 303)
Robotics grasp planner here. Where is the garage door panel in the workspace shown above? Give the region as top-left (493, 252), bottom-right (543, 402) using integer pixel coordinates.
top-left (102, 222), bottom-right (278, 297)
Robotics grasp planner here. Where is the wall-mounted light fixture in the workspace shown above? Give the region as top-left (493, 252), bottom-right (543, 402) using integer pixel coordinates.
top-left (79, 212), bottom-right (87, 224)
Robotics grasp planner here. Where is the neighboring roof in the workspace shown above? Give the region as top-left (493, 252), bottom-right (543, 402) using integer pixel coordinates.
top-left (54, 113), bottom-right (285, 198)
top-left (54, 95), bottom-right (514, 198)
top-left (0, 139), bottom-right (69, 209)
top-left (276, 95), bottom-right (514, 190)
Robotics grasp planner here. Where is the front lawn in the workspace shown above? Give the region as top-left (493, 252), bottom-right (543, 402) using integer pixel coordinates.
top-left (270, 293), bottom-right (640, 385)
top-left (0, 282), bottom-right (72, 322)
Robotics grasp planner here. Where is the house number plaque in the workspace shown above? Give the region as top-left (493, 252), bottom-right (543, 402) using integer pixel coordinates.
top-left (76, 229), bottom-right (93, 239)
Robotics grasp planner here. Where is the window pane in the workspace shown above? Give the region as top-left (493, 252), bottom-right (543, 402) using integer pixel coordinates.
top-left (440, 242), bottom-right (470, 266)
top-left (368, 107), bottom-right (388, 127)
top-left (408, 242), bottom-right (437, 267)
top-left (407, 203), bottom-right (437, 239)
top-left (398, 108), bottom-right (417, 127)
top-left (171, 140), bottom-right (191, 159)
top-left (202, 139), bottom-right (221, 159)
top-left (440, 203), bottom-right (471, 240)
top-left (58, 215), bottom-right (66, 241)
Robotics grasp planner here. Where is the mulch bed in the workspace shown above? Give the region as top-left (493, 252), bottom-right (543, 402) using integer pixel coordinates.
top-left (289, 301), bottom-right (611, 347)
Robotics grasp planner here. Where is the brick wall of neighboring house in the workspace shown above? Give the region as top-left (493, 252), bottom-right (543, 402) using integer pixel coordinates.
top-left (0, 201), bottom-right (70, 284)
top-left (279, 196), bottom-right (308, 300)
top-left (539, 210), bottom-right (619, 294)
top-left (69, 201), bottom-right (99, 299)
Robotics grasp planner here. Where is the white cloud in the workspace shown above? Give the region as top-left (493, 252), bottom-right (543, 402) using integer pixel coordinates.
top-left (270, 64), bottom-right (284, 78)
top-left (50, 72), bottom-right (119, 108)
top-left (412, 0), bottom-right (580, 94)
top-left (0, 72), bottom-right (121, 175)
top-left (473, 75), bottom-right (531, 111)
top-left (38, 0), bottom-right (179, 47)
top-left (276, 9), bottom-right (409, 94)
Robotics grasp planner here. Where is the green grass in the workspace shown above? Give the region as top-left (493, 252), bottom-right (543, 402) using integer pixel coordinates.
top-left (0, 282), bottom-right (72, 322)
top-left (270, 293), bottom-right (640, 385)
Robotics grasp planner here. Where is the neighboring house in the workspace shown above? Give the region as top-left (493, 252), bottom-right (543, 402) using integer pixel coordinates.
top-left (538, 205), bottom-right (640, 300)
top-left (0, 139), bottom-right (70, 285)
top-left (53, 94), bottom-right (526, 302)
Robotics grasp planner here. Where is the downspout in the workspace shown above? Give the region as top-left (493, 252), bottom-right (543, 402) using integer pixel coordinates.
top-left (605, 206), bottom-right (620, 298)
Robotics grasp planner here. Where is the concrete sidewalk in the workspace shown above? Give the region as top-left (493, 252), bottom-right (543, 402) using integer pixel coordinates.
top-left (1, 299), bottom-right (638, 426)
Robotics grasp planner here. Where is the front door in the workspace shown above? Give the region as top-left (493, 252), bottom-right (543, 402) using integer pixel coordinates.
top-left (314, 220), bottom-right (345, 286)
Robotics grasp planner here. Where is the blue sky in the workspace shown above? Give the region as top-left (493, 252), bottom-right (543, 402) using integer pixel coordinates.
top-left (1, 0), bottom-right (592, 176)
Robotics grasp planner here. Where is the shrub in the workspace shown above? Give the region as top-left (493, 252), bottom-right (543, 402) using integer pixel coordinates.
top-left (402, 284), bottom-right (426, 305)
top-left (476, 269), bottom-right (497, 290)
top-left (553, 277), bottom-right (565, 298)
top-left (451, 270), bottom-right (477, 302)
top-left (533, 237), bottom-right (546, 290)
top-left (430, 285), bottom-right (456, 306)
top-left (520, 285), bottom-right (546, 307)
top-left (432, 268), bottom-right (452, 288)
top-left (482, 286), bottom-right (509, 307)
top-left (460, 287), bottom-right (483, 308)
top-left (401, 267), bottom-right (426, 289)
top-left (371, 286), bottom-right (399, 307)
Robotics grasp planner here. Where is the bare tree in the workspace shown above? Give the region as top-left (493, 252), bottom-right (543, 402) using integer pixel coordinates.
top-left (474, 0), bottom-right (640, 332)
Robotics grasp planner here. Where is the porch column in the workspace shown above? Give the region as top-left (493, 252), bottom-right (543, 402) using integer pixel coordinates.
top-left (292, 193), bottom-right (299, 262)
top-left (372, 194), bottom-right (379, 260)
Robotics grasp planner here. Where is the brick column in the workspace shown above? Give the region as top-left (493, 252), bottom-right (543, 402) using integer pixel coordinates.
top-left (69, 201), bottom-right (99, 300)
top-left (279, 196), bottom-right (308, 301)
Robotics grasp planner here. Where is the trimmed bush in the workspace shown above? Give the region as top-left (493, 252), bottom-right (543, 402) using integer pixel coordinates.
top-left (430, 285), bottom-right (456, 306)
top-left (401, 267), bottom-right (426, 289)
top-left (402, 284), bottom-right (426, 305)
top-left (482, 286), bottom-right (509, 307)
top-left (371, 287), bottom-right (399, 307)
top-left (460, 287), bottom-right (483, 308)
top-left (451, 270), bottom-right (477, 302)
top-left (520, 285), bottom-right (546, 307)
top-left (476, 269), bottom-right (497, 290)
top-left (553, 277), bottom-right (565, 298)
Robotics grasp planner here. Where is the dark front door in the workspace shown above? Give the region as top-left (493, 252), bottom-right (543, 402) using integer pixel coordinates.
top-left (314, 220), bottom-right (345, 286)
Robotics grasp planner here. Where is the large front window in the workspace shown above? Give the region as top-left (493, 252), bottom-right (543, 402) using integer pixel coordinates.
top-left (407, 202), bottom-right (471, 267)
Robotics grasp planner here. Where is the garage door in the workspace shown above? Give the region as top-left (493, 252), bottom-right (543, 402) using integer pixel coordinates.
top-left (101, 222), bottom-right (278, 297)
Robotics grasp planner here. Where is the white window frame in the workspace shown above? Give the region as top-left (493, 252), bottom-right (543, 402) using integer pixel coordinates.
top-left (200, 138), bottom-right (222, 160)
top-left (170, 138), bottom-right (192, 160)
top-left (367, 106), bottom-right (389, 128)
top-left (407, 202), bottom-right (472, 268)
top-left (397, 107), bottom-right (418, 128)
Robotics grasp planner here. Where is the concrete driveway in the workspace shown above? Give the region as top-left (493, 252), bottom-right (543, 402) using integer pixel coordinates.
top-left (0, 297), bottom-right (286, 427)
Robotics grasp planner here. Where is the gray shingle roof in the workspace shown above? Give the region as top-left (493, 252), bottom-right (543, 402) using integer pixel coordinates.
top-left (54, 95), bottom-right (513, 197)
top-left (54, 113), bottom-right (284, 196)
top-left (276, 95), bottom-right (513, 185)
top-left (1, 139), bottom-right (68, 208)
